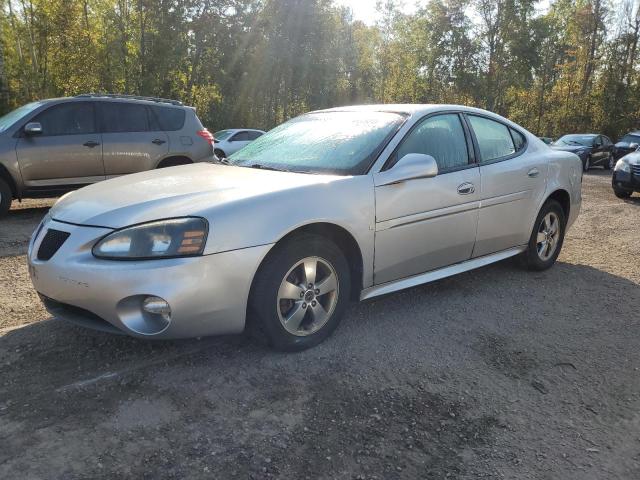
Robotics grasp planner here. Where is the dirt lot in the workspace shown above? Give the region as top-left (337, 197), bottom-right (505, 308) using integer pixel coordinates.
top-left (1, 171), bottom-right (639, 479)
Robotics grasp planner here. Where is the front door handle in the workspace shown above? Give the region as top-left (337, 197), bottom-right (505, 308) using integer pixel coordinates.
top-left (83, 141), bottom-right (100, 148)
top-left (528, 168), bottom-right (540, 178)
top-left (457, 182), bottom-right (475, 195)
top-left (152, 139), bottom-right (166, 145)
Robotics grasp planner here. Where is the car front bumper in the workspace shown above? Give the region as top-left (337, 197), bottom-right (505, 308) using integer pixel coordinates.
top-left (612, 170), bottom-right (640, 192)
top-left (28, 217), bottom-right (272, 339)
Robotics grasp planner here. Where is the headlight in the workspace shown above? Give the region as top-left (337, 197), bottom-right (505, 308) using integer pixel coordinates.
top-left (615, 159), bottom-right (631, 173)
top-left (93, 217), bottom-right (208, 260)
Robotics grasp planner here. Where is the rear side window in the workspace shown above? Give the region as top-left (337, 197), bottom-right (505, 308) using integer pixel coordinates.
top-left (468, 115), bottom-right (516, 163)
top-left (149, 106), bottom-right (186, 131)
top-left (100, 103), bottom-right (148, 133)
top-left (247, 131), bottom-right (263, 141)
top-left (510, 128), bottom-right (526, 152)
top-left (231, 131), bottom-right (249, 142)
top-left (396, 113), bottom-right (469, 171)
top-left (33, 102), bottom-right (95, 136)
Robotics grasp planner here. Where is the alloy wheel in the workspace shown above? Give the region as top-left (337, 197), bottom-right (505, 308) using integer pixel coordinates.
top-left (536, 212), bottom-right (560, 261)
top-left (277, 256), bottom-right (339, 336)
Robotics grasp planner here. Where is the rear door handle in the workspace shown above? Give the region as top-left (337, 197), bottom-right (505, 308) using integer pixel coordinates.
top-left (528, 168), bottom-right (540, 178)
top-left (457, 182), bottom-right (475, 195)
top-left (83, 141), bottom-right (100, 148)
top-left (152, 139), bottom-right (166, 145)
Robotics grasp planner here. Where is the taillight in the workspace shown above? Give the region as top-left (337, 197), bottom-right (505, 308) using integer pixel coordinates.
top-left (197, 129), bottom-right (214, 145)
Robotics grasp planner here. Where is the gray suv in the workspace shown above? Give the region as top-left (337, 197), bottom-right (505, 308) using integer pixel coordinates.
top-left (0, 94), bottom-right (216, 217)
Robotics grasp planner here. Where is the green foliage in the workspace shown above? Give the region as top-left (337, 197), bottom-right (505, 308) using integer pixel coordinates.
top-left (1, 0), bottom-right (639, 138)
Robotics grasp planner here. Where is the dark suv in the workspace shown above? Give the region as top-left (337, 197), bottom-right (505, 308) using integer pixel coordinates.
top-left (0, 94), bottom-right (216, 217)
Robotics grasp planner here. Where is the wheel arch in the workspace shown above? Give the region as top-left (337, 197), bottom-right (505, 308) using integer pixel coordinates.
top-left (254, 222), bottom-right (365, 301)
top-left (545, 188), bottom-right (570, 221)
top-left (156, 155), bottom-right (193, 168)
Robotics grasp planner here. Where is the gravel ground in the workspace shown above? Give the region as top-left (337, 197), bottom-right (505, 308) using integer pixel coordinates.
top-left (0, 171), bottom-right (639, 479)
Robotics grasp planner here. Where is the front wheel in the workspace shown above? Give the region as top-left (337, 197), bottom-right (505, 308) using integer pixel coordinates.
top-left (613, 188), bottom-right (632, 199)
top-left (247, 234), bottom-right (351, 351)
top-left (520, 200), bottom-right (566, 271)
top-left (0, 178), bottom-right (12, 219)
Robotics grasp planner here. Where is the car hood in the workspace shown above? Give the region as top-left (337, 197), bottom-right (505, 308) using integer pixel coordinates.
top-left (50, 163), bottom-right (343, 228)
top-left (550, 145), bottom-right (589, 153)
top-left (620, 151), bottom-right (640, 164)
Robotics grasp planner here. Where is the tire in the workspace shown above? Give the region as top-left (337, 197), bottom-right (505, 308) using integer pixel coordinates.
top-left (520, 200), bottom-right (566, 271)
top-left (613, 188), bottom-right (632, 199)
top-left (247, 233), bottom-right (351, 351)
top-left (214, 149), bottom-right (226, 159)
top-left (157, 157), bottom-right (192, 168)
top-left (0, 177), bottom-right (12, 219)
top-left (583, 156), bottom-right (591, 172)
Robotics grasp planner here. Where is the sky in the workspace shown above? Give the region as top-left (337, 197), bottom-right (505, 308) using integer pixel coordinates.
top-left (334, 0), bottom-right (552, 25)
top-left (334, 0), bottom-right (420, 25)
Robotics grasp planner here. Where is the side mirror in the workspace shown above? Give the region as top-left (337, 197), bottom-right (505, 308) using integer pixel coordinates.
top-left (24, 122), bottom-right (43, 136)
top-left (630, 143), bottom-right (639, 150)
top-left (375, 153), bottom-right (438, 186)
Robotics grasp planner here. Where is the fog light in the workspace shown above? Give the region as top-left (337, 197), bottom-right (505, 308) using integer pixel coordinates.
top-left (142, 296), bottom-right (171, 321)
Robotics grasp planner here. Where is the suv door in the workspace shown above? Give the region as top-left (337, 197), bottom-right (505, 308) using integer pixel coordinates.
top-left (16, 101), bottom-right (104, 189)
top-left (227, 131), bottom-right (251, 155)
top-left (98, 102), bottom-right (169, 177)
top-left (374, 113), bottom-right (480, 284)
top-left (467, 115), bottom-right (548, 257)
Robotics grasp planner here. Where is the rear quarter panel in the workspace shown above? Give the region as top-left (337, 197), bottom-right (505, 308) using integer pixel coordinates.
top-left (543, 149), bottom-right (582, 230)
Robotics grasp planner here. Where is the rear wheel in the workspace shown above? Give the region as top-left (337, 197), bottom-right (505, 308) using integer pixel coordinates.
top-left (214, 149), bottom-right (226, 159)
top-left (247, 233), bottom-right (351, 351)
top-left (0, 178), bottom-right (12, 218)
top-left (520, 200), bottom-right (566, 271)
top-left (613, 188), bottom-right (632, 199)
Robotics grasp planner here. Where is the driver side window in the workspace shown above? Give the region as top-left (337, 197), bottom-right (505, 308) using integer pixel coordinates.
top-left (396, 114), bottom-right (469, 171)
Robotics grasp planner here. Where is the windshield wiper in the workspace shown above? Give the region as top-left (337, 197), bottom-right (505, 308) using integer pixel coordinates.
top-left (248, 163), bottom-right (290, 172)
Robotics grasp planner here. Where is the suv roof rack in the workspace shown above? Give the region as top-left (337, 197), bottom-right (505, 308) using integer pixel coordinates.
top-left (75, 93), bottom-right (183, 106)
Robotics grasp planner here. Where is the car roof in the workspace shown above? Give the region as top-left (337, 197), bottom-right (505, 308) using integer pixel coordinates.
top-left (215, 128), bottom-right (265, 133)
top-left (310, 103), bottom-right (519, 120)
top-left (39, 95), bottom-right (187, 109)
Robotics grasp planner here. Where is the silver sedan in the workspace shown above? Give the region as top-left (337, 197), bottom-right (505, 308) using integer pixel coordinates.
top-left (28, 105), bottom-right (582, 351)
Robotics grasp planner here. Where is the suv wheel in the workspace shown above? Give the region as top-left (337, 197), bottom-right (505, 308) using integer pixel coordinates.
top-left (520, 200), bottom-right (566, 271)
top-left (247, 233), bottom-right (351, 351)
top-left (0, 178), bottom-right (12, 218)
top-left (613, 188), bottom-right (632, 199)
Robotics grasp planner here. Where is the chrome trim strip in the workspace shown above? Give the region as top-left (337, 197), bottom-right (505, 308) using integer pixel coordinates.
top-left (479, 190), bottom-right (530, 208)
top-left (375, 200), bottom-right (480, 231)
top-left (360, 246), bottom-right (526, 300)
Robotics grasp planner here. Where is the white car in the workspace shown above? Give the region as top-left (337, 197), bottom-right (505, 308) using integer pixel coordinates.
top-left (28, 105), bottom-right (582, 351)
top-left (213, 129), bottom-right (265, 158)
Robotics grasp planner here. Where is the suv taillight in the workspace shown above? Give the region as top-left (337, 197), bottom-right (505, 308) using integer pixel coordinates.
top-left (197, 129), bottom-right (214, 145)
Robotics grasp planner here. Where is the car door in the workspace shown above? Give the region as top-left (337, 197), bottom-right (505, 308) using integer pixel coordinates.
top-left (16, 101), bottom-right (104, 189)
top-left (373, 113), bottom-right (480, 284)
top-left (592, 135), bottom-right (605, 164)
top-left (98, 102), bottom-right (169, 177)
top-left (226, 131), bottom-right (251, 155)
top-left (467, 114), bottom-right (548, 258)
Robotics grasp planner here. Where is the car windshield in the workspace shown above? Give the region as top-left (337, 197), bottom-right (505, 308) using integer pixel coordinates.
top-left (227, 111), bottom-right (406, 175)
top-left (214, 130), bottom-right (234, 141)
top-left (0, 101), bottom-right (44, 133)
top-left (553, 134), bottom-right (595, 147)
top-left (619, 134), bottom-right (640, 144)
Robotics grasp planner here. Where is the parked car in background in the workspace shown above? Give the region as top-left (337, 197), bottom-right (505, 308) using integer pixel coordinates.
top-left (550, 134), bottom-right (615, 171)
top-left (0, 94), bottom-right (216, 218)
top-left (612, 150), bottom-right (640, 198)
top-left (28, 104), bottom-right (581, 351)
top-left (614, 131), bottom-right (640, 160)
top-left (539, 137), bottom-right (553, 145)
top-left (213, 129), bottom-right (265, 158)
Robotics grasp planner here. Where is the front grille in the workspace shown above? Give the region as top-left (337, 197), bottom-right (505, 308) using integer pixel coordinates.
top-left (37, 229), bottom-right (70, 261)
top-left (632, 164), bottom-right (640, 176)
